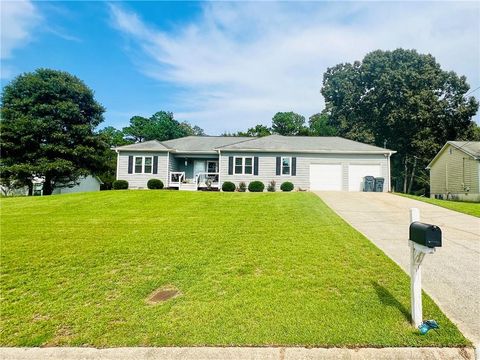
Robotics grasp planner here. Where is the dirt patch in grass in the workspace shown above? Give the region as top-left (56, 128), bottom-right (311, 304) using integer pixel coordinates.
top-left (146, 286), bottom-right (180, 305)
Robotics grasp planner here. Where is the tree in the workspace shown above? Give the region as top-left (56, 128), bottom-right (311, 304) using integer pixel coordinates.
top-left (271, 112), bottom-right (307, 135)
top-left (321, 49), bottom-right (478, 193)
top-left (97, 126), bottom-right (133, 190)
top-left (122, 111), bottom-right (205, 142)
top-left (0, 69), bottom-right (108, 195)
top-left (237, 124), bottom-right (272, 137)
top-left (308, 113), bottom-right (338, 136)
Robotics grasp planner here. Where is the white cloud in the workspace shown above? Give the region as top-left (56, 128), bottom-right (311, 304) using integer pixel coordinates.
top-left (109, 2), bottom-right (480, 133)
top-left (0, 0), bottom-right (42, 59)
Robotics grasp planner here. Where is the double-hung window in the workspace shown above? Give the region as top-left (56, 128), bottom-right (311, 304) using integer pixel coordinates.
top-left (234, 157), bottom-right (253, 175)
top-left (134, 157), bottom-right (143, 174)
top-left (144, 157), bottom-right (152, 173)
top-left (281, 157), bottom-right (291, 175)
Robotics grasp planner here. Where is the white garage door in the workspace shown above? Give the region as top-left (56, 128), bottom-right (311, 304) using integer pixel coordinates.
top-left (348, 164), bottom-right (382, 192)
top-left (309, 164), bottom-right (342, 191)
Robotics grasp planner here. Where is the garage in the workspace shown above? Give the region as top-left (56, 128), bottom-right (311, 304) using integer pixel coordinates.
top-left (348, 164), bottom-right (382, 191)
top-left (309, 164), bottom-right (343, 191)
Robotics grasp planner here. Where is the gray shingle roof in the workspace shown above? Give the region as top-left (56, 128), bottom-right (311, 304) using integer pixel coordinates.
top-left (217, 135), bottom-right (394, 153)
top-left (113, 140), bottom-right (170, 151)
top-left (114, 135), bottom-right (395, 154)
top-left (448, 141), bottom-right (480, 159)
top-left (161, 136), bottom-right (254, 153)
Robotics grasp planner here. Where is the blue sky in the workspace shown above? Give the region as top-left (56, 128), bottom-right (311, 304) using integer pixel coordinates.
top-left (1, 1), bottom-right (479, 134)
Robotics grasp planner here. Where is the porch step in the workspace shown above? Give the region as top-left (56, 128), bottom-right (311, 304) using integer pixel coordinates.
top-left (179, 183), bottom-right (197, 191)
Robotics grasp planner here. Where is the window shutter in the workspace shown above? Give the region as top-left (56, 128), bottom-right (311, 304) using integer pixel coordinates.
top-left (228, 156), bottom-right (233, 175)
top-left (292, 157), bottom-right (297, 176)
top-left (276, 156), bottom-right (281, 176)
top-left (254, 157), bottom-right (259, 175)
top-left (153, 156), bottom-right (158, 174)
top-left (128, 156), bottom-right (133, 174)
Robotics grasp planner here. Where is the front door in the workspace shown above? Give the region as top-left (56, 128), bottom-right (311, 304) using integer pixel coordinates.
top-left (207, 161), bottom-right (218, 173)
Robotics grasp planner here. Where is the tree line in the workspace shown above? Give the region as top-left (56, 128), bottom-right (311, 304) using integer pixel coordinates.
top-left (1, 49), bottom-right (479, 195)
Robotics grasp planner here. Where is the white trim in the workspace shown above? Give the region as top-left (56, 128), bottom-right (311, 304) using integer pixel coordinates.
top-left (133, 156), bottom-right (154, 174)
top-left (115, 150), bottom-right (120, 180)
top-left (281, 156), bottom-right (292, 176)
top-left (233, 156), bottom-right (254, 175)
top-left (220, 149), bottom-right (396, 155)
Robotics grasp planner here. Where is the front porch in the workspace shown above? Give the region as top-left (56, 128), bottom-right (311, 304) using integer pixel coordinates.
top-left (168, 156), bottom-right (220, 191)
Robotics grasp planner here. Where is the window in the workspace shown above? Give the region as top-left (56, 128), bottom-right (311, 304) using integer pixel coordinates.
top-left (144, 157), bottom-right (152, 173)
top-left (281, 157), bottom-right (291, 175)
top-left (244, 157), bottom-right (253, 174)
top-left (134, 157), bottom-right (143, 173)
top-left (235, 157), bottom-right (243, 174)
top-left (234, 157), bottom-right (254, 175)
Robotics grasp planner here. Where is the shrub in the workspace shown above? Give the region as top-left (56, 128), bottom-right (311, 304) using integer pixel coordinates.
top-left (147, 179), bottom-right (164, 189)
top-left (222, 181), bottom-right (236, 192)
top-left (280, 181), bottom-right (294, 192)
top-left (267, 180), bottom-right (276, 192)
top-left (112, 180), bottom-right (128, 190)
top-left (248, 181), bottom-right (265, 192)
top-left (237, 181), bottom-right (247, 192)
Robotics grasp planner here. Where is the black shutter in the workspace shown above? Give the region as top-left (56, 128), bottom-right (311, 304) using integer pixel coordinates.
top-left (254, 157), bottom-right (259, 175)
top-left (128, 156), bottom-right (133, 174)
top-left (292, 157), bottom-right (296, 176)
top-left (276, 156), bottom-right (281, 175)
top-left (153, 156), bottom-right (158, 174)
top-left (228, 156), bottom-right (233, 175)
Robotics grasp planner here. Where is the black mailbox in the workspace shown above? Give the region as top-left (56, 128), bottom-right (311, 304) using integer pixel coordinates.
top-left (409, 222), bottom-right (442, 248)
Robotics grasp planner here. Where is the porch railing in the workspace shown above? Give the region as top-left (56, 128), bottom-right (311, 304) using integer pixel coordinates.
top-left (169, 172), bottom-right (185, 187)
top-left (196, 172), bottom-right (220, 188)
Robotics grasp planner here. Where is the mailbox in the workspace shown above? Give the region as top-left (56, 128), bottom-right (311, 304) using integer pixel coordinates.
top-left (409, 222), bottom-right (442, 248)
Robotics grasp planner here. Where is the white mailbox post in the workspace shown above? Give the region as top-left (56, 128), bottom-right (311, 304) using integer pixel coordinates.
top-left (409, 208), bottom-right (436, 328)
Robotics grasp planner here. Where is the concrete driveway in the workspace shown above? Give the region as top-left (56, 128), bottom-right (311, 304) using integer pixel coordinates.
top-left (316, 192), bottom-right (480, 345)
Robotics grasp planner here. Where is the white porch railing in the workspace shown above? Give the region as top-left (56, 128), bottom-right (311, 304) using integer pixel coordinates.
top-left (196, 172), bottom-right (220, 188)
top-left (169, 172), bottom-right (185, 187)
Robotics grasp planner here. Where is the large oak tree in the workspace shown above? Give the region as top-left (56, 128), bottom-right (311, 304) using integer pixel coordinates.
top-left (321, 49), bottom-right (478, 193)
top-left (0, 69), bottom-right (108, 195)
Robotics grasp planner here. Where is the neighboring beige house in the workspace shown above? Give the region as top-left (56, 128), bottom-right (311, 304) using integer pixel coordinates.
top-left (427, 141), bottom-right (480, 202)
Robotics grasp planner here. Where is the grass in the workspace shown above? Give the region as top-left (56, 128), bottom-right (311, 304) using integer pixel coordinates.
top-left (395, 193), bottom-right (480, 218)
top-left (0, 191), bottom-right (469, 347)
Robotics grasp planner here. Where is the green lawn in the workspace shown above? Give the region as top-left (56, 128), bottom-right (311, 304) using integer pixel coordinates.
top-left (396, 193), bottom-right (480, 218)
top-left (0, 191), bottom-right (468, 347)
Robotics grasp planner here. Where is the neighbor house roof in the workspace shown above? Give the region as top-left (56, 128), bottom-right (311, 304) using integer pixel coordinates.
top-left (162, 136), bottom-right (254, 154)
top-left (427, 141), bottom-right (480, 169)
top-left (217, 135), bottom-right (395, 154)
top-left (114, 135), bottom-right (395, 154)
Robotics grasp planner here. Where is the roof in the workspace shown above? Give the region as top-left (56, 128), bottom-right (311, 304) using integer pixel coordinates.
top-left (427, 141), bottom-right (480, 169)
top-left (217, 135), bottom-right (395, 154)
top-left (114, 140), bottom-right (171, 151)
top-left (162, 136), bottom-right (254, 153)
top-left (114, 135), bottom-right (395, 154)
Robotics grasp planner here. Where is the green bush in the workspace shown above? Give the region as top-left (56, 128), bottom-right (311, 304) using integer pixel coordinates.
top-left (147, 179), bottom-right (164, 190)
top-left (267, 180), bottom-right (276, 192)
top-left (112, 180), bottom-right (129, 190)
top-left (248, 181), bottom-right (265, 192)
top-left (280, 181), bottom-right (294, 192)
top-left (222, 181), bottom-right (236, 192)
top-left (237, 182), bottom-right (247, 192)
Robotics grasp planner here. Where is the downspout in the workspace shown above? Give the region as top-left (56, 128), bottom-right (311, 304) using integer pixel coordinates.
top-left (217, 149), bottom-right (221, 189)
top-left (166, 151), bottom-right (170, 187)
top-left (115, 149), bottom-right (120, 180)
top-left (387, 153), bottom-right (392, 192)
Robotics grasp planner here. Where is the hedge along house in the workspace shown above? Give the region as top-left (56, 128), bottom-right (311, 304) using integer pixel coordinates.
top-left (114, 135), bottom-right (395, 191)
top-left (426, 141), bottom-right (480, 202)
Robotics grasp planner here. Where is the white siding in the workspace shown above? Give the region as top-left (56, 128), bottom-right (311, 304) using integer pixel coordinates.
top-left (220, 152), bottom-right (389, 191)
top-left (117, 151), bottom-right (168, 189)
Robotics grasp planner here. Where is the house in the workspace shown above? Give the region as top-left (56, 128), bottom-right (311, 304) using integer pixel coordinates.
top-left (1, 175), bottom-right (102, 196)
top-left (114, 135), bottom-right (395, 192)
top-left (426, 141), bottom-right (480, 202)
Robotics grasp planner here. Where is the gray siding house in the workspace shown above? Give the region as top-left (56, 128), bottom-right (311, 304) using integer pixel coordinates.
top-left (115, 135), bottom-right (395, 192)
